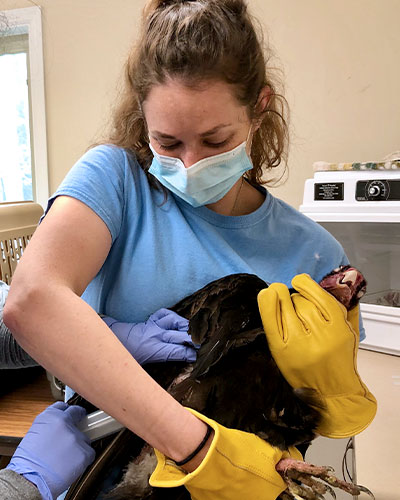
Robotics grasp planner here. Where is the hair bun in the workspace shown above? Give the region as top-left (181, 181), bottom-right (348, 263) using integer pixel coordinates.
top-left (144, 0), bottom-right (188, 12)
top-left (144, 0), bottom-right (247, 17)
top-left (218, 0), bottom-right (247, 16)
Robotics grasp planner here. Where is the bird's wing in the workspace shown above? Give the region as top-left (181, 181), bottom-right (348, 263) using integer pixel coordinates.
top-left (172, 273), bottom-right (268, 377)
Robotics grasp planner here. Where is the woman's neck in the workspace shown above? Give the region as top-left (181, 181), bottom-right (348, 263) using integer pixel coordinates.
top-left (206, 178), bottom-right (265, 216)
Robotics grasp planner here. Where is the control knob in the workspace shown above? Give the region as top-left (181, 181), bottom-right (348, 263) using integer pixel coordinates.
top-left (368, 185), bottom-right (381, 196)
top-left (365, 180), bottom-right (388, 200)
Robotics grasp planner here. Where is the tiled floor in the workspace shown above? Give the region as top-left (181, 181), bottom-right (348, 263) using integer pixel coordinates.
top-left (355, 349), bottom-right (400, 499)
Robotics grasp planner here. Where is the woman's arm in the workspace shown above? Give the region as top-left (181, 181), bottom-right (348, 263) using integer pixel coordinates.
top-left (1, 281), bottom-right (38, 368)
top-left (0, 317), bottom-right (38, 368)
top-left (3, 196), bottom-right (208, 470)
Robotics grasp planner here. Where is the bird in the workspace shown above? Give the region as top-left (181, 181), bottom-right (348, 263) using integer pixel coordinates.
top-left (65, 266), bottom-right (373, 500)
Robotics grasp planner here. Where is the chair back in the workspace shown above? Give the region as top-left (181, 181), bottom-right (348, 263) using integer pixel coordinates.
top-left (0, 202), bottom-right (44, 284)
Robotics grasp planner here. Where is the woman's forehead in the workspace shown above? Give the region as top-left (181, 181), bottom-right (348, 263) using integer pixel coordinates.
top-left (143, 78), bottom-right (249, 134)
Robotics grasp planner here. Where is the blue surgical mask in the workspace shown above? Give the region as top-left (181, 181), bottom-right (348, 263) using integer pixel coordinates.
top-left (148, 141), bottom-right (253, 207)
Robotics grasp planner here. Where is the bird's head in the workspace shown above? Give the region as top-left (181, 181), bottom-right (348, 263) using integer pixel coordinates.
top-left (318, 265), bottom-right (367, 310)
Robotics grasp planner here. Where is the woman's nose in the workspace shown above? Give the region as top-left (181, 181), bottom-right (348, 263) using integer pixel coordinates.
top-left (180, 150), bottom-right (204, 168)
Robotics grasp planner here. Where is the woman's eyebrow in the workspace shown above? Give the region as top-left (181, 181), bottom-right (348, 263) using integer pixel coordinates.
top-left (152, 124), bottom-right (232, 140)
top-left (152, 131), bottom-right (176, 139)
top-left (200, 124), bottom-right (232, 137)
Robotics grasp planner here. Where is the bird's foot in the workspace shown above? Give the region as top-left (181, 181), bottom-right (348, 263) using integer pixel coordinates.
top-left (276, 458), bottom-right (375, 500)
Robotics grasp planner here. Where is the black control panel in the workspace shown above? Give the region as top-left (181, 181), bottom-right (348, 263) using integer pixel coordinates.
top-left (356, 179), bottom-right (400, 201)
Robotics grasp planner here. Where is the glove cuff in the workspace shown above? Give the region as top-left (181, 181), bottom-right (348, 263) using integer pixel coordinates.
top-left (149, 409), bottom-right (220, 488)
top-left (150, 408), bottom-right (290, 498)
top-left (315, 391), bottom-right (377, 438)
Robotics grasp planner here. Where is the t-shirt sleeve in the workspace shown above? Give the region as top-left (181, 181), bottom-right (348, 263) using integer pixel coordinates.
top-left (42, 145), bottom-right (133, 243)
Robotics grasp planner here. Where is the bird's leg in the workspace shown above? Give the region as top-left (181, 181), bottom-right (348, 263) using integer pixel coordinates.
top-left (276, 458), bottom-right (375, 499)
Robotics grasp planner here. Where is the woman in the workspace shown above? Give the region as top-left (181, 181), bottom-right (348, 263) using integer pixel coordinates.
top-left (4, 1), bottom-right (375, 498)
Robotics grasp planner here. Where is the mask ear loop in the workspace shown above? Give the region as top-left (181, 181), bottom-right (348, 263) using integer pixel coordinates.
top-left (245, 124), bottom-right (254, 157)
top-left (246, 86), bottom-right (271, 158)
top-left (137, 99), bottom-right (151, 147)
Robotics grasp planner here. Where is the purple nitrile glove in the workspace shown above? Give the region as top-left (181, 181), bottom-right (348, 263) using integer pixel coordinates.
top-left (7, 402), bottom-right (95, 500)
top-left (102, 308), bottom-right (197, 365)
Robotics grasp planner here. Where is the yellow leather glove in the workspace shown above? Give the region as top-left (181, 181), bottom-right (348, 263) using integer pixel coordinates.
top-left (150, 408), bottom-right (302, 500)
top-left (257, 274), bottom-right (377, 439)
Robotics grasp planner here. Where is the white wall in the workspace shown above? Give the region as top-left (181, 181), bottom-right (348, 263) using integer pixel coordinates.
top-left (256, 0), bottom-right (400, 206)
top-left (2, 0), bottom-right (399, 207)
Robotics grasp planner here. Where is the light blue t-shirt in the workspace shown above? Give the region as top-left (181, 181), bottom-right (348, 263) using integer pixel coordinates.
top-left (45, 144), bottom-right (364, 340)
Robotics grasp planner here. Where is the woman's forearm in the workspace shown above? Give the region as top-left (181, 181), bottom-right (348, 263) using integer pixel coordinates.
top-left (4, 284), bottom-right (208, 466)
top-left (0, 318), bottom-right (38, 368)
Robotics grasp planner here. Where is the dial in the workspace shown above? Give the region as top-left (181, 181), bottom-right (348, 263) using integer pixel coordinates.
top-left (365, 180), bottom-right (389, 200)
top-left (368, 185), bottom-right (380, 196)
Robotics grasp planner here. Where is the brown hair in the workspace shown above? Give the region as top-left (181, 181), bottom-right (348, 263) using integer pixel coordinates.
top-left (107, 0), bottom-right (289, 188)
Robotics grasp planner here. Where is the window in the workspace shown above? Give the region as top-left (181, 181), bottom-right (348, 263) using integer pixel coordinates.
top-left (0, 7), bottom-right (48, 207)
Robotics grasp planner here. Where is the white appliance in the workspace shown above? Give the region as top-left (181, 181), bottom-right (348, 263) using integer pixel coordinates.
top-left (300, 159), bottom-right (400, 356)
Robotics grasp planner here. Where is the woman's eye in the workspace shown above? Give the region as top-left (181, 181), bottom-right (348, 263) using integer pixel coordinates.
top-left (205, 139), bottom-right (229, 148)
top-left (157, 137), bottom-right (231, 151)
top-left (159, 143), bottom-right (180, 151)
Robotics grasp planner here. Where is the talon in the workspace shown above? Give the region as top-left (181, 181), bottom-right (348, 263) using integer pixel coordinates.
top-left (357, 485), bottom-right (375, 499)
top-left (325, 484), bottom-right (336, 499)
top-left (279, 493), bottom-right (293, 500)
top-left (327, 485), bottom-right (336, 500)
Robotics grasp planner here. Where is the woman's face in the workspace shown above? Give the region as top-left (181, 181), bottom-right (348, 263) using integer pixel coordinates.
top-left (142, 78), bottom-right (251, 168)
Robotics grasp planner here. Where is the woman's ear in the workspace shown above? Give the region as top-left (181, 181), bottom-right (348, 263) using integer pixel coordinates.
top-left (253, 86), bottom-right (271, 130)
